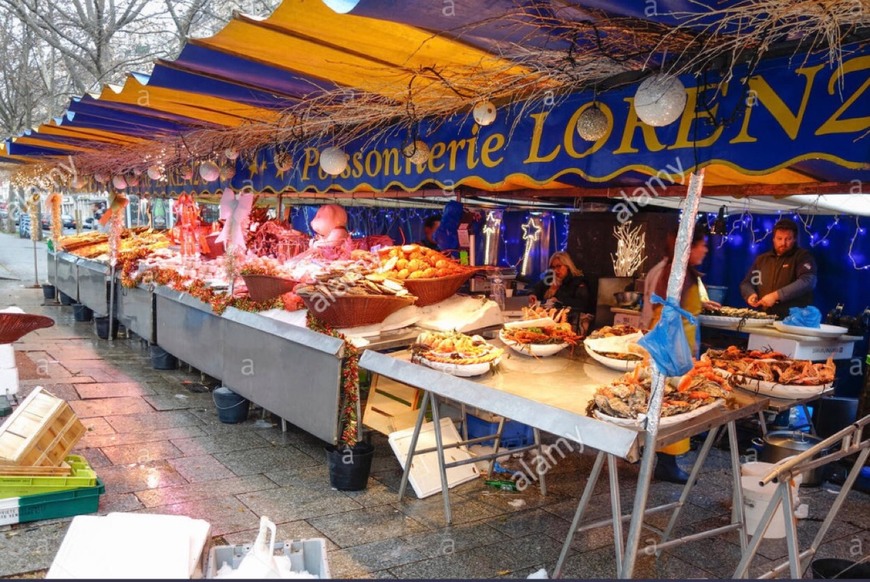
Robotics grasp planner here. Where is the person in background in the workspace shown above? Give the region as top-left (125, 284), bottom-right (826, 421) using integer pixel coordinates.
top-left (530, 251), bottom-right (593, 334)
top-left (420, 215), bottom-right (440, 250)
top-left (739, 218), bottom-right (817, 319)
top-left (641, 230), bottom-right (676, 330)
top-left (649, 225), bottom-right (721, 483)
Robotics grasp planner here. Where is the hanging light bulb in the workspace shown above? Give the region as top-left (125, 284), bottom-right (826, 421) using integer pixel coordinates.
top-left (126, 173), bottom-right (140, 187)
top-left (576, 104), bottom-right (609, 141)
top-left (199, 160), bottom-right (221, 182)
top-left (224, 148), bottom-right (239, 161)
top-left (472, 100), bottom-right (497, 126)
top-left (319, 146), bottom-right (348, 176)
top-left (633, 73), bottom-right (687, 127)
top-left (402, 140), bottom-right (430, 164)
top-left (112, 175), bottom-right (127, 190)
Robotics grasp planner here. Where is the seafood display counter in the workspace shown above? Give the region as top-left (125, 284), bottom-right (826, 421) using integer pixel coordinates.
top-left (76, 257), bottom-right (111, 316)
top-left (153, 285), bottom-right (224, 379)
top-left (117, 283), bottom-right (156, 344)
top-left (47, 251), bottom-right (80, 302)
top-left (360, 343), bottom-right (771, 579)
top-left (220, 308), bottom-right (346, 443)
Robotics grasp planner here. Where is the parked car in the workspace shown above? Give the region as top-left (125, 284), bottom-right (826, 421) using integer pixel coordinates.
top-left (82, 217), bottom-right (95, 229)
top-left (41, 216), bottom-right (50, 230)
top-left (62, 214), bottom-right (75, 228)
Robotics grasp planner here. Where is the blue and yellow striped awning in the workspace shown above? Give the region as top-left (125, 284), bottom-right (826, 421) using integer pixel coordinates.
top-left (1, 0), bottom-right (867, 192)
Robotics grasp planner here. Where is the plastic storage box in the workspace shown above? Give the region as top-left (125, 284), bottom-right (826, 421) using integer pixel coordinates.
top-left (206, 539), bottom-right (330, 578)
top-left (466, 411), bottom-right (534, 448)
top-left (0, 455), bottom-right (96, 499)
top-left (0, 478), bottom-right (104, 526)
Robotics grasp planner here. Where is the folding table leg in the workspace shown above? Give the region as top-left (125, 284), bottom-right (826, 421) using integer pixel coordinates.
top-left (607, 454), bottom-right (624, 579)
top-left (732, 485), bottom-right (786, 578)
top-left (728, 420), bottom-right (749, 551)
top-left (533, 428), bottom-right (548, 496)
top-left (398, 390), bottom-right (430, 502)
top-left (428, 391), bottom-right (453, 524)
top-left (486, 416), bottom-right (506, 479)
top-left (659, 426), bottom-right (720, 550)
top-left (782, 479), bottom-right (801, 578)
top-left (553, 451), bottom-right (606, 579)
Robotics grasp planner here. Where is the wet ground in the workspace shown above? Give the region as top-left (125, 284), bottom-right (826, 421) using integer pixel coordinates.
top-left (1, 232), bottom-right (868, 578)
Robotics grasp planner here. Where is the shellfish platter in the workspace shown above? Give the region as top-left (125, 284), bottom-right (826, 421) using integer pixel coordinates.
top-left (702, 346), bottom-right (835, 400)
top-left (588, 360), bottom-right (733, 426)
top-left (498, 317), bottom-right (581, 358)
top-left (411, 331), bottom-right (503, 377)
top-left (583, 324), bottom-right (646, 371)
top-left (584, 347), bottom-right (642, 371)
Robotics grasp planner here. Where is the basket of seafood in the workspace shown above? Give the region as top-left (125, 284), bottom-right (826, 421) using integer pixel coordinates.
top-left (411, 331), bottom-right (503, 377)
top-left (377, 245), bottom-right (477, 306)
top-left (702, 347), bottom-right (835, 399)
top-left (241, 275), bottom-right (299, 302)
top-left (499, 307), bottom-right (581, 357)
top-left (588, 360), bottom-right (733, 427)
top-left (296, 270), bottom-right (416, 328)
top-left (583, 325), bottom-right (646, 371)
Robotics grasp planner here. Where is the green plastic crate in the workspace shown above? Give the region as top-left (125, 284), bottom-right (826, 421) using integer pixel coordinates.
top-left (0, 478), bottom-right (104, 526)
top-left (0, 455), bottom-right (97, 499)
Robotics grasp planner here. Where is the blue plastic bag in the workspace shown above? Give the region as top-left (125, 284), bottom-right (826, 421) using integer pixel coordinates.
top-left (782, 306), bottom-right (822, 328)
top-left (638, 294), bottom-right (697, 377)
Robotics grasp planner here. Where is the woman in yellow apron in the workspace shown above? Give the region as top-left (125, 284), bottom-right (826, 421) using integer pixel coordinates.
top-left (649, 227), bottom-right (721, 483)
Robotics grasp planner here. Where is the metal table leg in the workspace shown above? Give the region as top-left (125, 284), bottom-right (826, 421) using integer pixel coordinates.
top-left (728, 420), bottom-right (749, 551)
top-left (428, 391), bottom-right (453, 524)
top-left (659, 426), bottom-right (720, 549)
top-left (554, 451), bottom-right (606, 579)
top-left (781, 478), bottom-right (802, 578)
top-left (607, 454), bottom-right (625, 578)
top-left (732, 483), bottom-right (786, 578)
top-left (486, 416), bottom-right (506, 479)
top-left (758, 411), bottom-right (768, 436)
top-left (533, 428), bottom-right (548, 496)
top-left (801, 403), bottom-right (816, 436)
top-left (398, 390), bottom-right (430, 502)
top-left (619, 439), bottom-right (658, 578)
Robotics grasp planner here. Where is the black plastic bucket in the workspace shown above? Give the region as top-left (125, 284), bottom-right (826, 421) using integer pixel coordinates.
top-left (811, 559), bottom-right (870, 579)
top-left (325, 442), bottom-right (375, 491)
top-left (73, 304), bottom-right (93, 322)
top-left (42, 284), bottom-right (56, 300)
top-left (59, 292), bottom-right (75, 306)
top-left (150, 345), bottom-right (178, 370)
top-left (213, 387), bottom-right (249, 423)
top-left (94, 316), bottom-right (118, 340)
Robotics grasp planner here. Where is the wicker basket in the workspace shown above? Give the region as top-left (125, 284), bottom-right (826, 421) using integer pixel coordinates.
top-left (0, 313), bottom-right (55, 344)
top-left (242, 274), bottom-right (299, 302)
top-left (401, 270), bottom-right (477, 307)
top-left (301, 293), bottom-right (416, 328)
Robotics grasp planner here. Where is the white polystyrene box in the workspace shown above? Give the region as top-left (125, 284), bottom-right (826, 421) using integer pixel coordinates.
top-left (0, 367), bottom-right (19, 396)
top-left (0, 344), bottom-right (15, 369)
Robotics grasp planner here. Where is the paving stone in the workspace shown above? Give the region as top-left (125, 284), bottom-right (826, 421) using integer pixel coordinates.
top-left (221, 519), bottom-right (338, 549)
top-left (20, 375), bottom-right (97, 386)
top-left (73, 447), bottom-right (112, 469)
top-left (95, 460), bottom-right (189, 495)
top-left (69, 396), bottom-right (154, 418)
top-left (485, 508), bottom-right (569, 538)
top-left (98, 493), bottom-right (145, 514)
top-left (101, 440), bottom-right (185, 465)
top-left (76, 382), bottom-right (156, 399)
top-left (214, 445), bottom-right (320, 476)
top-left (387, 542), bottom-right (516, 579)
top-left (16, 382), bottom-right (82, 402)
top-left (135, 474), bottom-right (276, 508)
top-left (341, 478), bottom-right (403, 508)
top-left (171, 431), bottom-right (272, 456)
top-left (237, 484), bottom-right (361, 523)
top-left (168, 455), bottom-right (235, 483)
top-left (137, 495), bottom-right (260, 536)
top-left (144, 393), bottom-right (214, 411)
top-left (78, 425), bottom-right (207, 449)
top-left (328, 537), bottom-right (428, 575)
top-left (396, 491), bottom-right (506, 529)
top-left (491, 534), bottom-right (565, 571)
top-left (401, 521), bottom-right (507, 559)
top-left (0, 521), bottom-right (70, 577)
top-left (104, 410), bottom-right (202, 433)
top-left (308, 505), bottom-right (430, 548)
top-left (79, 416), bottom-right (116, 435)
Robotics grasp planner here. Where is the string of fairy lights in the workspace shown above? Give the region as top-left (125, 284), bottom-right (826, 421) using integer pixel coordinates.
top-left (703, 210), bottom-right (868, 271)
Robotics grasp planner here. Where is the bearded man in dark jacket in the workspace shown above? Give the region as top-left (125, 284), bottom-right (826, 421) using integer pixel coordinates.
top-left (739, 218), bottom-right (817, 319)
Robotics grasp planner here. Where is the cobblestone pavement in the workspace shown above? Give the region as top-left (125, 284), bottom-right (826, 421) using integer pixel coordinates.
top-left (1, 232), bottom-right (868, 578)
